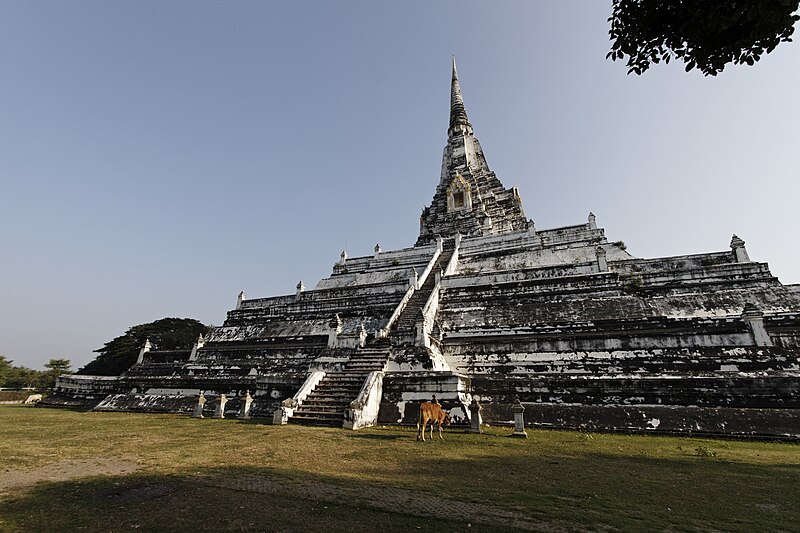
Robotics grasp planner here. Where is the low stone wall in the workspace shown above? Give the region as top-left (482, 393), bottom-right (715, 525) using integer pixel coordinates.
top-left (508, 403), bottom-right (800, 440)
top-left (0, 391), bottom-right (35, 403)
top-left (470, 374), bottom-right (800, 409)
top-left (378, 372), bottom-right (472, 425)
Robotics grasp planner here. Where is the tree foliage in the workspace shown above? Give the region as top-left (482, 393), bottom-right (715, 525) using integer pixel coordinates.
top-left (41, 358), bottom-right (73, 389)
top-left (79, 318), bottom-right (209, 376)
top-left (0, 355), bottom-right (65, 390)
top-left (608, 0), bottom-right (800, 75)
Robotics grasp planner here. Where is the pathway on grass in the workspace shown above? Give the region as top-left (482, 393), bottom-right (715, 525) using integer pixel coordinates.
top-left (195, 472), bottom-right (580, 532)
top-left (0, 458), bottom-right (139, 493)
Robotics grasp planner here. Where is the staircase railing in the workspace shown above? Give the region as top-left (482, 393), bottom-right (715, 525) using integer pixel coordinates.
top-left (343, 371), bottom-right (384, 430)
top-left (418, 233), bottom-right (460, 347)
top-left (272, 371), bottom-right (325, 424)
top-left (379, 239), bottom-right (443, 337)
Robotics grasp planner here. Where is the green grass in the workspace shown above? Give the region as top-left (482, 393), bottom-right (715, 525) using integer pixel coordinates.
top-left (0, 405), bottom-right (798, 532)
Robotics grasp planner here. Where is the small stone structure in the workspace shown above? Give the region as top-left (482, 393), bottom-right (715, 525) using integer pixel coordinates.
top-left (192, 392), bottom-right (206, 418)
top-left (468, 398), bottom-right (482, 434)
top-left (239, 391), bottom-right (253, 419)
top-left (213, 394), bottom-right (227, 419)
top-left (40, 60), bottom-right (800, 439)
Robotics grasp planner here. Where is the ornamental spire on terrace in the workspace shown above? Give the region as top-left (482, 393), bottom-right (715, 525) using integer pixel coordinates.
top-left (449, 56), bottom-right (471, 133)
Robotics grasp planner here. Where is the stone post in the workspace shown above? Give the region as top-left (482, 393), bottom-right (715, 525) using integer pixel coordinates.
top-left (136, 339), bottom-right (151, 364)
top-left (237, 291), bottom-right (246, 310)
top-left (238, 390), bottom-right (253, 420)
top-left (327, 314), bottom-right (343, 349)
top-left (374, 243), bottom-right (381, 258)
top-left (596, 247), bottom-right (608, 272)
top-left (436, 235), bottom-right (444, 253)
top-left (339, 250), bottom-right (348, 265)
top-left (189, 334), bottom-right (205, 362)
top-left (417, 309), bottom-right (429, 348)
top-left (741, 303), bottom-right (773, 347)
top-left (730, 235), bottom-right (750, 263)
top-left (455, 232), bottom-right (462, 248)
top-left (295, 280), bottom-right (304, 299)
top-left (212, 394), bottom-right (227, 419)
top-left (273, 398), bottom-right (297, 425)
top-left (588, 212), bottom-right (597, 230)
top-left (468, 398), bottom-right (482, 434)
top-left (409, 268), bottom-right (419, 290)
top-left (357, 323), bottom-right (367, 348)
top-left (192, 392), bottom-right (206, 419)
top-left (511, 396), bottom-right (527, 438)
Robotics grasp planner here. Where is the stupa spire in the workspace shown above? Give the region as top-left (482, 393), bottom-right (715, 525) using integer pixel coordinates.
top-left (449, 56), bottom-right (471, 132)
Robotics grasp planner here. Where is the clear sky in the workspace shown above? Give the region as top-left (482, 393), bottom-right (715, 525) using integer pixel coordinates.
top-left (2, 2), bottom-right (799, 370)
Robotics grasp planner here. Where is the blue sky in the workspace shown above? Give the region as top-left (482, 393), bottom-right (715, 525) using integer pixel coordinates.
top-left (2, 2), bottom-right (799, 370)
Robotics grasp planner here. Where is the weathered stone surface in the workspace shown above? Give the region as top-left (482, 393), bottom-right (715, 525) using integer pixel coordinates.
top-left (43, 61), bottom-right (800, 438)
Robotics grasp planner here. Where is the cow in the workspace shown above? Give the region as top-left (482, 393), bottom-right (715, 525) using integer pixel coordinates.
top-left (416, 401), bottom-right (452, 441)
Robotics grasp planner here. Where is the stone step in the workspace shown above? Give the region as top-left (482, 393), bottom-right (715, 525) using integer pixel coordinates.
top-left (289, 416), bottom-right (341, 427)
top-left (293, 408), bottom-right (345, 417)
top-left (311, 381), bottom-right (361, 387)
top-left (301, 400), bottom-right (351, 408)
top-left (306, 388), bottom-right (357, 395)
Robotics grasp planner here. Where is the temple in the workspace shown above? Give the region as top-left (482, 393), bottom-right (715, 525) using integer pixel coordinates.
top-left (43, 60), bottom-right (800, 438)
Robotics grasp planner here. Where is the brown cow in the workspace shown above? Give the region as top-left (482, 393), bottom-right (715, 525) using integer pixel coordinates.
top-left (416, 402), bottom-right (452, 441)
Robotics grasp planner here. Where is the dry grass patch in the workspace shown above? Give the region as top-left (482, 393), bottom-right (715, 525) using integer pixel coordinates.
top-left (0, 405), bottom-right (798, 532)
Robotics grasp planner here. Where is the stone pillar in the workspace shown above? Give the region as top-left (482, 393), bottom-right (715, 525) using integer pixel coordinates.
top-left (273, 398), bottom-right (297, 425)
top-left (596, 247), bottom-right (608, 272)
top-left (588, 212), bottom-right (597, 230)
top-left (237, 291), bottom-right (246, 310)
top-left (435, 268), bottom-right (443, 284)
top-left (212, 394), bottom-right (228, 419)
top-left (511, 396), bottom-right (528, 438)
top-left (730, 235), bottom-right (750, 263)
top-left (192, 392), bottom-right (206, 418)
top-left (436, 235), bottom-right (444, 253)
top-left (339, 250), bottom-right (348, 265)
top-left (295, 280), bottom-right (304, 299)
top-left (417, 309), bottom-right (429, 348)
top-left (455, 232), bottom-right (462, 248)
top-left (238, 391), bottom-right (253, 420)
top-left (136, 339), bottom-right (151, 364)
top-left (327, 314), bottom-right (343, 349)
top-left (374, 243), bottom-right (381, 258)
top-left (468, 398), bottom-right (482, 434)
top-left (189, 334), bottom-right (205, 362)
top-left (409, 268), bottom-right (419, 290)
top-left (527, 219), bottom-right (536, 235)
top-left (358, 324), bottom-right (367, 348)
top-left (741, 303), bottom-right (773, 347)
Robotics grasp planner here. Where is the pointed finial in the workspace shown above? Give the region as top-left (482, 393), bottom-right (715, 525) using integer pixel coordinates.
top-left (450, 56), bottom-right (471, 132)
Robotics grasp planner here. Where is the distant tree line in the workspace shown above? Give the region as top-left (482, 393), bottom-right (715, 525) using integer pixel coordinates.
top-left (0, 356), bottom-right (72, 390)
top-left (79, 318), bottom-right (209, 376)
top-left (0, 318), bottom-right (208, 389)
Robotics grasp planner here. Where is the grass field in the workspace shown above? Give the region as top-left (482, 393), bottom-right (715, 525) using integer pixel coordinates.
top-left (0, 405), bottom-right (798, 532)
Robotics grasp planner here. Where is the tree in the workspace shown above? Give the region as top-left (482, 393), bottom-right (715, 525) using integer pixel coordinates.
top-left (608, 0), bottom-right (800, 75)
top-left (3, 366), bottom-right (44, 389)
top-left (0, 355), bottom-right (13, 387)
top-left (79, 318), bottom-right (209, 376)
top-left (41, 358), bottom-right (73, 390)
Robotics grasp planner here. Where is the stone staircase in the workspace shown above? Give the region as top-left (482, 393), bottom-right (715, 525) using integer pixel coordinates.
top-left (289, 339), bottom-right (392, 427)
top-left (391, 245), bottom-right (454, 337)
